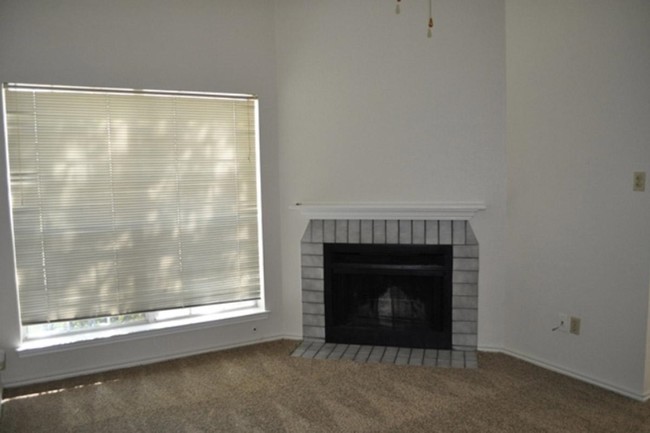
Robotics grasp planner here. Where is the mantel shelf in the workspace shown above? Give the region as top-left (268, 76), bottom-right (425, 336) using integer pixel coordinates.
top-left (291, 202), bottom-right (486, 221)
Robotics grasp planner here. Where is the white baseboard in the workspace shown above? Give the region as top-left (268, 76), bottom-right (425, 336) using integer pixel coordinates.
top-left (282, 333), bottom-right (303, 341)
top-left (479, 345), bottom-right (647, 402)
top-left (4, 334), bottom-right (289, 388)
top-left (5, 336), bottom-right (647, 402)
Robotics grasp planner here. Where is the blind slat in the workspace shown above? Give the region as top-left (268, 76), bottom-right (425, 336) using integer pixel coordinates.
top-left (5, 85), bottom-right (262, 325)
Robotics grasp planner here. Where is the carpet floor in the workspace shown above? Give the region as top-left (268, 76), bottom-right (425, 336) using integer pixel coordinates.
top-left (1, 340), bottom-right (649, 432)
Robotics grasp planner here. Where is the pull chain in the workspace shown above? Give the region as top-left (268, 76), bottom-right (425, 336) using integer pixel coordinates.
top-left (428, 0), bottom-right (434, 38)
top-left (395, 1), bottom-right (434, 38)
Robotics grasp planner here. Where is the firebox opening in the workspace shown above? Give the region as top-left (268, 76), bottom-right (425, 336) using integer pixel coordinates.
top-left (324, 244), bottom-right (452, 349)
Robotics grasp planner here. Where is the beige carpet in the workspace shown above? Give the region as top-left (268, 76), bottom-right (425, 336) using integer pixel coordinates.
top-left (1, 340), bottom-right (649, 433)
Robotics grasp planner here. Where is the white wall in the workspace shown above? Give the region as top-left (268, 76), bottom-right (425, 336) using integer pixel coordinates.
top-left (505, 0), bottom-right (650, 397)
top-left (0, 0), bottom-right (284, 385)
top-left (274, 1), bottom-right (508, 347)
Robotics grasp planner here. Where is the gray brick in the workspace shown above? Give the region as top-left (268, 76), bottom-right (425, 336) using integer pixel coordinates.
top-left (465, 352), bottom-right (478, 363)
top-left (451, 359), bottom-right (465, 368)
top-left (453, 221), bottom-right (466, 245)
top-left (381, 347), bottom-right (398, 364)
top-left (453, 258), bottom-right (479, 271)
top-left (303, 326), bottom-right (325, 340)
top-left (453, 345), bottom-right (477, 352)
top-left (327, 344), bottom-right (347, 360)
top-left (395, 347), bottom-right (411, 365)
top-left (386, 220), bottom-right (399, 243)
top-left (291, 341), bottom-right (311, 357)
top-left (453, 283), bottom-right (478, 296)
top-left (348, 220), bottom-right (360, 243)
top-left (453, 245), bottom-right (479, 258)
top-left (454, 296), bottom-right (478, 309)
top-left (439, 221), bottom-right (452, 244)
top-left (409, 349), bottom-right (424, 365)
top-left (314, 343), bottom-right (335, 359)
top-left (399, 220), bottom-right (412, 244)
top-left (466, 223), bottom-right (478, 245)
top-left (303, 314), bottom-right (325, 327)
top-left (301, 242), bottom-right (323, 255)
top-left (302, 255), bottom-right (323, 267)
top-left (302, 279), bottom-right (324, 291)
top-left (302, 291), bottom-right (323, 303)
top-left (311, 220), bottom-right (324, 243)
top-left (301, 342), bottom-right (323, 358)
top-left (354, 346), bottom-right (372, 362)
top-left (394, 355), bottom-right (410, 366)
top-left (453, 334), bottom-right (478, 347)
top-left (342, 345), bottom-right (361, 360)
top-left (425, 220), bottom-right (439, 244)
top-left (291, 342), bottom-right (478, 368)
top-left (373, 220), bottom-right (386, 244)
top-left (302, 267), bottom-right (324, 280)
top-left (453, 308), bottom-right (478, 321)
top-left (423, 357), bottom-right (437, 367)
top-left (301, 222), bottom-right (312, 242)
top-left (424, 349), bottom-right (438, 359)
top-left (453, 271), bottom-right (478, 284)
top-left (368, 346), bottom-right (385, 363)
top-left (361, 220), bottom-right (373, 243)
top-left (336, 220), bottom-right (348, 243)
top-left (453, 321), bottom-right (478, 334)
top-left (323, 220), bottom-right (336, 242)
top-left (412, 220), bottom-right (425, 244)
top-left (302, 302), bottom-right (325, 315)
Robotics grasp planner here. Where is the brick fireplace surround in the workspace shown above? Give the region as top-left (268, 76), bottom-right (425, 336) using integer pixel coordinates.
top-left (300, 218), bottom-right (479, 352)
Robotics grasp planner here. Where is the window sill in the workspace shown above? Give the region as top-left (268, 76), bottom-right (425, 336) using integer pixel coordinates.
top-left (17, 307), bottom-right (270, 357)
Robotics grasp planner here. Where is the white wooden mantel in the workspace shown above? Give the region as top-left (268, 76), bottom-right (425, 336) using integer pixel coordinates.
top-left (291, 202), bottom-right (486, 221)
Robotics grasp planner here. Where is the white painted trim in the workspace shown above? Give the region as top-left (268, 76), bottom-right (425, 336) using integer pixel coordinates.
top-left (291, 202), bottom-right (487, 220)
top-left (282, 333), bottom-right (304, 341)
top-left (478, 345), bottom-right (647, 402)
top-left (3, 334), bottom-right (286, 388)
top-left (6, 335), bottom-right (644, 402)
top-left (18, 310), bottom-right (270, 356)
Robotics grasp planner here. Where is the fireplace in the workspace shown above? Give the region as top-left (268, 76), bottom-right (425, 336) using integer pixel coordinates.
top-left (324, 243), bottom-right (452, 349)
top-left (300, 218), bottom-right (479, 352)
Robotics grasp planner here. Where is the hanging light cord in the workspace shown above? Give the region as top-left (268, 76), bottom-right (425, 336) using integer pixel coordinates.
top-left (395, 0), bottom-right (434, 37)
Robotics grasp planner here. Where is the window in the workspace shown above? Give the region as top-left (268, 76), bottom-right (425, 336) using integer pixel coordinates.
top-left (3, 83), bottom-right (264, 340)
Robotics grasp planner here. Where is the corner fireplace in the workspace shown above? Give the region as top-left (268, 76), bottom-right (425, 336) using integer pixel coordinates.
top-left (324, 244), bottom-right (452, 349)
top-left (300, 218), bottom-right (479, 352)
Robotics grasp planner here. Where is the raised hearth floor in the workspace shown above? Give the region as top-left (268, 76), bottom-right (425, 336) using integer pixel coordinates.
top-left (291, 340), bottom-right (478, 369)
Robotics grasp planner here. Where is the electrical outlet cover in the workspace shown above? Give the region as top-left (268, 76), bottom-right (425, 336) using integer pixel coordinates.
top-left (634, 172), bottom-right (646, 192)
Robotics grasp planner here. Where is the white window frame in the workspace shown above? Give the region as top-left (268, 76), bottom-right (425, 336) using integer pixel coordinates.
top-left (2, 83), bottom-right (267, 349)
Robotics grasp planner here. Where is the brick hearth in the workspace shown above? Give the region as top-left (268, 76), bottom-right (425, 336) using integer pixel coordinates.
top-left (300, 219), bottom-right (479, 351)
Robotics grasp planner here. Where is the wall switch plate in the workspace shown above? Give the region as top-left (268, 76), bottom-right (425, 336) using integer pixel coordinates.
top-left (570, 316), bottom-right (581, 335)
top-left (633, 172), bottom-right (645, 191)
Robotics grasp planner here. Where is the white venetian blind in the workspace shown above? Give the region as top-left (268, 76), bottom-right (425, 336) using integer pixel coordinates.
top-left (4, 84), bottom-right (262, 325)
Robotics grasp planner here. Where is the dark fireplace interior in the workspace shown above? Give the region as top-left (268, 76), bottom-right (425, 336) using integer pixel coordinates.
top-left (324, 243), bottom-right (452, 349)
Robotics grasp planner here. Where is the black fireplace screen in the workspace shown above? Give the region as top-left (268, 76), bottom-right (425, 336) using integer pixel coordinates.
top-left (324, 244), bottom-right (452, 349)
